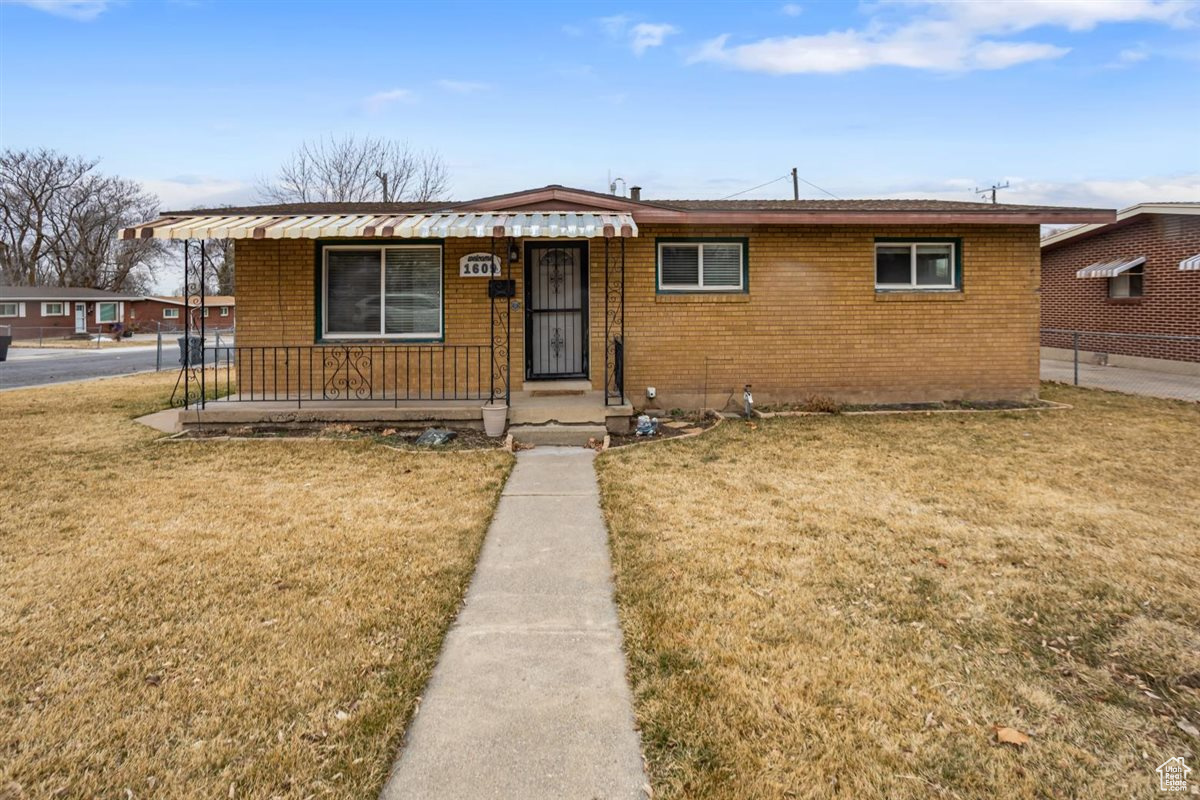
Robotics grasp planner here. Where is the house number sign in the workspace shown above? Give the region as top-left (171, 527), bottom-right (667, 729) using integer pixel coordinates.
top-left (459, 252), bottom-right (501, 277)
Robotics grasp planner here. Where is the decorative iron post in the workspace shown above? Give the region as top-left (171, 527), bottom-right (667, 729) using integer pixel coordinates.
top-left (198, 240), bottom-right (207, 409)
top-left (488, 234), bottom-right (511, 405)
top-left (489, 235), bottom-right (496, 404)
top-left (183, 239), bottom-right (190, 409)
top-left (604, 236), bottom-right (626, 405)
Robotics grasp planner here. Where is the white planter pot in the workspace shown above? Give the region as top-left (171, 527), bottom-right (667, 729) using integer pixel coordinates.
top-left (481, 403), bottom-right (508, 437)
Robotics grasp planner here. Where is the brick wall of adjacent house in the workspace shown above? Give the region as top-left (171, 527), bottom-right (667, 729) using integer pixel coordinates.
top-left (235, 223), bottom-right (1041, 406)
top-left (2, 299), bottom-right (127, 339)
top-left (1040, 213), bottom-right (1200, 363)
top-left (127, 299), bottom-right (236, 332)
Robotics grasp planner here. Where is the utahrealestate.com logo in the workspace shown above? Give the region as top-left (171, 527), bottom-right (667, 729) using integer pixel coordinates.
top-left (1157, 756), bottom-right (1191, 792)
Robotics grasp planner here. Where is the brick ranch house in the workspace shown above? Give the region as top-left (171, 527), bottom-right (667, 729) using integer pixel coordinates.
top-left (1040, 202), bottom-right (1200, 370)
top-left (0, 286), bottom-right (143, 338)
top-left (121, 185), bottom-right (1111, 435)
top-left (130, 296), bottom-right (236, 332)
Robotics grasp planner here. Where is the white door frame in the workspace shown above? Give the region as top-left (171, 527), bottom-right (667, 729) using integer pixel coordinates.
top-left (74, 303), bottom-right (87, 333)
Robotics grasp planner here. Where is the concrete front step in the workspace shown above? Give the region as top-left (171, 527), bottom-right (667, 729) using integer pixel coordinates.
top-left (509, 424), bottom-right (607, 447)
top-left (521, 379), bottom-right (593, 397)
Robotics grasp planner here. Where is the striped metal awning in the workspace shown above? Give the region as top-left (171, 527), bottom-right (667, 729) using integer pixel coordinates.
top-left (120, 212), bottom-right (638, 240)
top-left (1180, 253), bottom-right (1200, 271)
top-left (1075, 256), bottom-right (1145, 278)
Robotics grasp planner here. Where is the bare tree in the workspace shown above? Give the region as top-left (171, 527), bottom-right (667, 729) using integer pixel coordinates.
top-left (258, 134), bottom-right (448, 203)
top-left (0, 149), bottom-right (95, 286)
top-left (0, 148), bottom-right (164, 291)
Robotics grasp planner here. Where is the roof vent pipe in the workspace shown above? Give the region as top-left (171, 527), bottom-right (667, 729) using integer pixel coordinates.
top-left (629, 186), bottom-right (641, 201)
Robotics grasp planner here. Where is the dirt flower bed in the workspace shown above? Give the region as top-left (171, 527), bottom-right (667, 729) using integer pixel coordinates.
top-left (179, 423), bottom-right (505, 451)
top-left (0, 372), bottom-right (512, 799)
top-left (597, 383), bottom-right (1200, 800)
top-left (758, 397), bottom-right (1060, 414)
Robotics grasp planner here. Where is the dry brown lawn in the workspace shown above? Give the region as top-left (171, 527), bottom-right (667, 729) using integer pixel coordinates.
top-left (597, 384), bottom-right (1199, 799)
top-left (0, 372), bottom-right (512, 798)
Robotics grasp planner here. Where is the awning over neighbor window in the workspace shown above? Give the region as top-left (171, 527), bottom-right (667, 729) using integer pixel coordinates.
top-left (1075, 256), bottom-right (1145, 278)
top-left (120, 212), bottom-right (638, 240)
top-left (1180, 253), bottom-right (1200, 271)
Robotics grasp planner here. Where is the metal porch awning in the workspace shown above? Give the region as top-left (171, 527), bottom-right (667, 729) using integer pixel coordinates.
top-left (1180, 253), bottom-right (1200, 271)
top-left (120, 212), bottom-right (638, 240)
top-left (1075, 256), bottom-right (1145, 278)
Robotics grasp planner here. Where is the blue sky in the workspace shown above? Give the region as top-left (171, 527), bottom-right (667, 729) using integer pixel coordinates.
top-left (2, 0), bottom-right (1199, 212)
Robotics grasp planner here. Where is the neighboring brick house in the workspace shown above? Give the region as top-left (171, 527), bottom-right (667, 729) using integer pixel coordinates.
top-left (122, 185), bottom-right (1110, 429)
top-left (1040, 203), bottom-right (1200, 366)
top-left (129, 296), bottom-right (236, 331)
top-left (0, 286), bottom-right (143, 339)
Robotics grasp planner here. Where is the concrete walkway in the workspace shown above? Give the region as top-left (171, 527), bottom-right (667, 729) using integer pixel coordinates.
top-left (1041, 358), bottom-right (1199, 402)
top-left (380, 447), bottom-right (647, 800)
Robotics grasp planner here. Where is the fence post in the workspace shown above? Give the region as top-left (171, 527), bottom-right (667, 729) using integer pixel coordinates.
top-left (38, 327), bottom-right (43, 347)
top-left (156, 329), bottom-right (162, 372)
top-left (1072, 331), bottom-right (1080, 386)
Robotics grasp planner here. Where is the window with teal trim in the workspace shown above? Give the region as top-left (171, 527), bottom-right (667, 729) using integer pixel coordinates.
top-left (657, 241), bottom-right (745, 291)
top-left (875, 241), bottom-right (958, 290)
top-left (323, 245), bottom-right (443, 338)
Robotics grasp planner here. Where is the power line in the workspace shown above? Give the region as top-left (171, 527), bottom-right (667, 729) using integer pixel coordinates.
top-left (722, 174), bottom-right (789, 200)
top-left (722, 171), bottom-right (841, 201)
top-left (795, 173), bottom-right (841, 200)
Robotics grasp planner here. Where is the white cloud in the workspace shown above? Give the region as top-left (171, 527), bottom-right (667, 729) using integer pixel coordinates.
top-left (1118, 45), bottom-right (1150, 62)
top-left (692, 0), bottom-right (1197, 74)
top-left (600, 14), bottom-right (632, 35)
top-left (362, 88), bottom-right (416, 113)
top-left (436, 79), bottom-right (488, 94)
top-left (630, 22), bottom-right (678, 54)
top-left (10, 0), bottom-right (113, 20)
top-left (599, 14), bottom-right (678, 54)
top-left (781, 3), bottom-right (803, 16)
top-left (140, 176), bottom-right (253, 211)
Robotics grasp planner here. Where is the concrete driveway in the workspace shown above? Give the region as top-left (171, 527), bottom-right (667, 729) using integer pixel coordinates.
top-left (1041, 358), bottom-right (1200, 402)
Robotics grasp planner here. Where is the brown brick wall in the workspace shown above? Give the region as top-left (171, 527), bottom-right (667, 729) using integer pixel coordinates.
top-left (235, 223), bottom-right (1041, 406)
top-left (1040, 214), bottom-right (1200, 362)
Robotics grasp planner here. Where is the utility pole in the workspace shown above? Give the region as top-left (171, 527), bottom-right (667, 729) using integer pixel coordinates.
top-left (791, 167), bottom-right (799, 201)
top-left (975, 181), bottom-right (1010, 204)
top-left (375, 171), bottom-right (390, 203)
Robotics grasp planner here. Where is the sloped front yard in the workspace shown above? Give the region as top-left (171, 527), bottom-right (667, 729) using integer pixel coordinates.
top-left (0, 373), bottom-right (512, 798)
top-left (597, 385), bottom-right (1199, 799)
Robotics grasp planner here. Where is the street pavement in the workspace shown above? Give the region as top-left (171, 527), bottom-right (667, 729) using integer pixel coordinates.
top-left (0, 345), bottom-right (164, 389)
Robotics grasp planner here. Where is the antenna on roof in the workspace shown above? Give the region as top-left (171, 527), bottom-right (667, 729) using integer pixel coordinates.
top-left (609, 176), bottom-right (627, 197)
top-left (975, 181), bottom-right (1010, 204)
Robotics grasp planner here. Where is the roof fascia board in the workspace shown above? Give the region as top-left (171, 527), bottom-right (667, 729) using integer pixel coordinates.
top-left (1041, 203), bottom-right (1200, 249)
top-left (634, 209), bottom-right (1114, 225)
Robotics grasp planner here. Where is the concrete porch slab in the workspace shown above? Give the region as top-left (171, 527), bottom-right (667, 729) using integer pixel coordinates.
top-left (133, 407), bottom-right (182, 434)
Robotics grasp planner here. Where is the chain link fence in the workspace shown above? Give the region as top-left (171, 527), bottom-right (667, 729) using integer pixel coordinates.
top-left (1041, 328), bottom-right (1200, 402)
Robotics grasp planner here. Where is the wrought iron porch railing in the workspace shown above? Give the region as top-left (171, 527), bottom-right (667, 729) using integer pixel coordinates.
top-left (182, 344), bottom-right (496, 407)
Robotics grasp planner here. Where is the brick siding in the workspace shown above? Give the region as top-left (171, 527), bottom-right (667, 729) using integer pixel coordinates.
top-left (235, 223), bottom-right (1042, 407)
top-left (1040, 214), bottom-right (1200, 362)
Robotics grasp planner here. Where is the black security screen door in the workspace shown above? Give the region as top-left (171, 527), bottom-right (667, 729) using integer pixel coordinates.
top-left (525, 243), bottom-right (588, 380)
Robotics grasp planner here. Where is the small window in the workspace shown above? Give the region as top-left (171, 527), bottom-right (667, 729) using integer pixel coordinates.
top-left (1109, 263), bottom-right (1144, 298)
top-left (202, 308), bottom-right (210, 317)
top-left (96, 302), bottom-right (119, 323)
top-left (42, 302), bottom-right (65, 316)
top-left (0, 302), bottom-right (21, 317)
top-left (163, 307), bottom-right (179, 319)
top-left (323, 245), bottom-right (443, 339)
top-left (220, 306), bottom-right (230, 316)
top-left (657, 240), bottom-right (745, 292)
top-left (875, 241), bottom-right (958, 290)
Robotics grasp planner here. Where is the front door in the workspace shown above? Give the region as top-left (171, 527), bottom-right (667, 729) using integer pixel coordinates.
top-left (74, 303), bottom-right (87, 333)
top-left (525, 242), bottom-right (588, 380)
